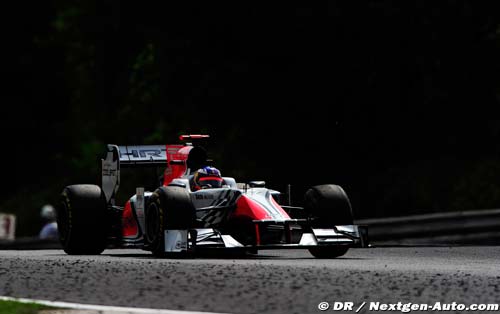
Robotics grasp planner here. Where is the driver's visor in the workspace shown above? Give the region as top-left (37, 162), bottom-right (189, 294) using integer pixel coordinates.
top-left (198, 176), bottom-right (223, 188)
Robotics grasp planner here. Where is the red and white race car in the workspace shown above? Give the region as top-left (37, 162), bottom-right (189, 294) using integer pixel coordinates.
top-left (57, 135), bottom-right (368, 258)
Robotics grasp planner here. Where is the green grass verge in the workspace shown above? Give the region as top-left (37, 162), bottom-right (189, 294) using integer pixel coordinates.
top-left (0, 300), bottom-right (52, 314)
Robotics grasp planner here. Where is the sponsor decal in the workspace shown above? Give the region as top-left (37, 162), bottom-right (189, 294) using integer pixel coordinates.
top-left (101, 168), bottom-right (117, 176)
top-left (175, 240), bottom-right (187, 250)
top-left (195, 194), bottom-right (215, 200)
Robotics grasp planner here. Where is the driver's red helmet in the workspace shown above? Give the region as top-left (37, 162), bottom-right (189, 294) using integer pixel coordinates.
top-left (192, 166), bottom-right (223, 190)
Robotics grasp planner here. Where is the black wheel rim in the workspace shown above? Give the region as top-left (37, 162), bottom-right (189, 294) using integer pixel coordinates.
top-left (146, 203), bottom-right (160, 243)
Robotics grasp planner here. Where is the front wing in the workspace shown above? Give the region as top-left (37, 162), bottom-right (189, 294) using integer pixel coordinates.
top-left (162, 219), bottom-right (369, 253)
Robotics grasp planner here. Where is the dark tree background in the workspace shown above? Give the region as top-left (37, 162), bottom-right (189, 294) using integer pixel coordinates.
top-left (2, 1), bottom-right (500, 235)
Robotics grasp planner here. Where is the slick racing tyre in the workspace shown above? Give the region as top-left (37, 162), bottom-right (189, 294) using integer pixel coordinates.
top-left (145, 186), bottom-right (196, 257)
top-left (304, 184), bottom-right (353, 258)
top-left (57, 184), bottom-right (108, 255)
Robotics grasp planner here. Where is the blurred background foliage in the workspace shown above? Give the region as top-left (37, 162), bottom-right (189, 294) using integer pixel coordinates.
top-left (1, 1), bottom-right (500, 235)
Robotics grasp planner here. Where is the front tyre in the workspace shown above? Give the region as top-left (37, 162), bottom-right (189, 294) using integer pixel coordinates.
top-left (145, 186), bottom-right (196, 257)
top-left (57, 184), bottom-right (108, 255)
top-left (304, 184), bottom-right (354, 258)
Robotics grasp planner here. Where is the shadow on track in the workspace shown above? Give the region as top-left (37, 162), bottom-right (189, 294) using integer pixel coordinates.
top-left (103, 249), bottom-right (367, 260)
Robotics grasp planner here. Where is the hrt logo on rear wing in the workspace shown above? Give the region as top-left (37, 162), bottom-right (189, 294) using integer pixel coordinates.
top-left (101, 144), bottom-right (176, 204)
top-left (118, 145), bottom-right (167, 166)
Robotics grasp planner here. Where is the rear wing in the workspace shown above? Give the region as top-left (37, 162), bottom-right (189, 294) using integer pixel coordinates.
top-left (101, 136), bottom-right (209, 204)
top-left (101, 144), bottom-right (185, 204)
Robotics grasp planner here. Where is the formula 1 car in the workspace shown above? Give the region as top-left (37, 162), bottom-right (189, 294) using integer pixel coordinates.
top-left (56, 135), bottom-right (368, 258)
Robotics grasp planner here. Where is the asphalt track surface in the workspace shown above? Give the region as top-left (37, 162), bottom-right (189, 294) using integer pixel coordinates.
top-left (0, 247), bottom-right (499, 314)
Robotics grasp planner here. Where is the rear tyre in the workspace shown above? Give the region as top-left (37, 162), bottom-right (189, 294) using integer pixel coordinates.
top-left (57, 184), bottom-right (108, 255)
top-left (304, 184), bottom-right (353, 258)
top-left (145, 186), bottom-right (196, 257)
